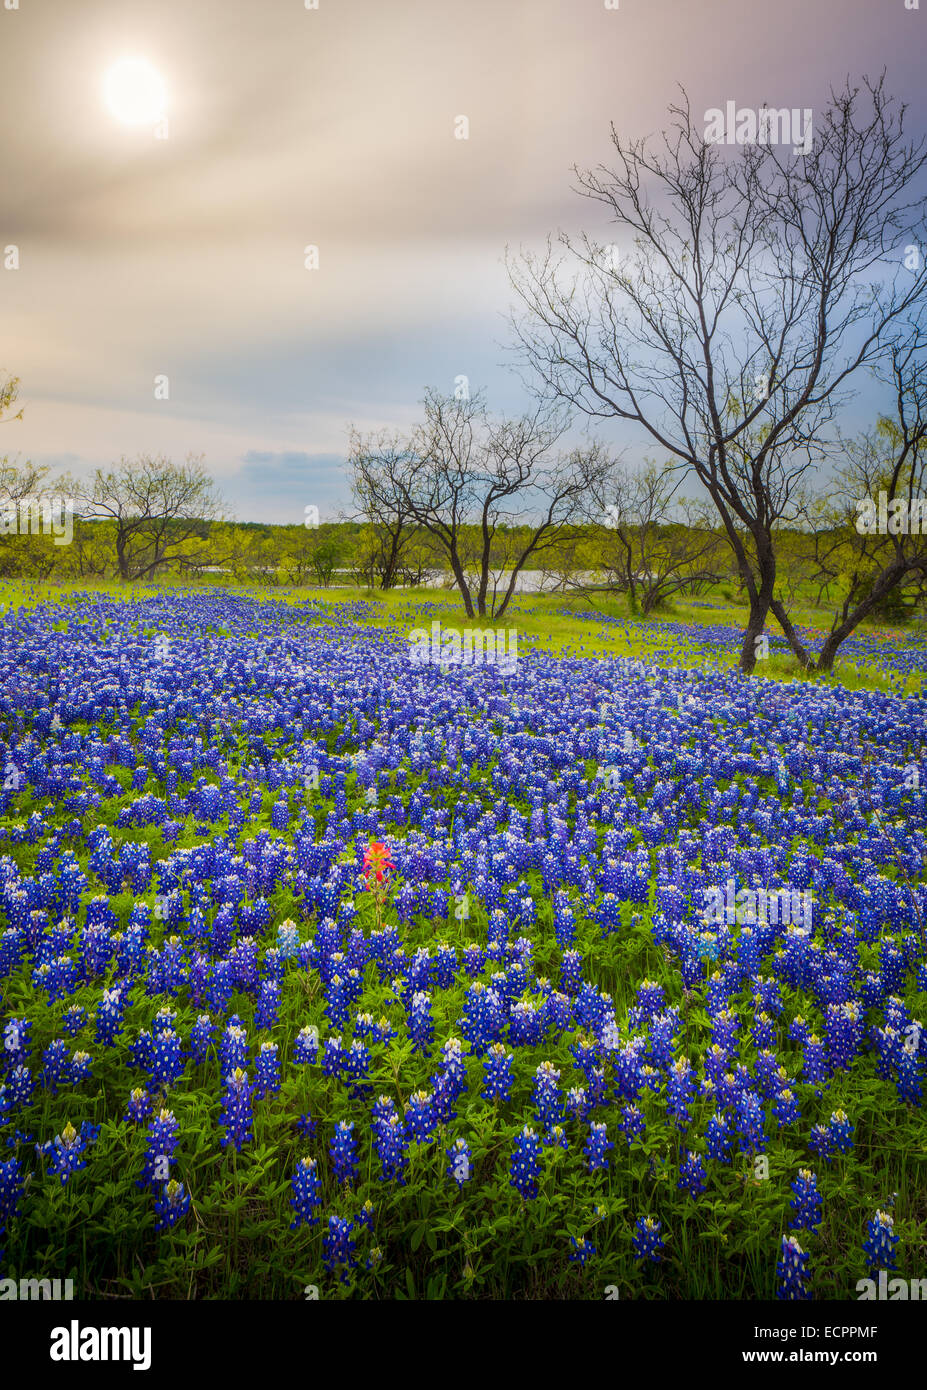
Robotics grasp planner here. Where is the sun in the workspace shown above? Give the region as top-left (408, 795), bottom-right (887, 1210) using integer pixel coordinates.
top-left (103, 57), bottom-right (167, 126)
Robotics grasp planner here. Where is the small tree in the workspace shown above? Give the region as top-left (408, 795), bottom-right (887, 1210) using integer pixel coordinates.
top-left (347, 432), bottom-right (422, 589)
top-left (802, 339), bottom-right (927, 672)
top-left (353, 388), bottom-right (609, 620)
top-left (76, 455), bottom-right (224, 581)
top-left (579, 460), bottom-right (724, 614)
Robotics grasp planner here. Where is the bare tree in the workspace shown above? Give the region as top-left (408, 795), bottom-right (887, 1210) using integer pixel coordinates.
top-left (347, 432), bottom-right (423, 589)
top-left (508, 77), bottom-right (927, 670)
top-left (574, 459), bottom-right (725, 614)
top-left (75, 455), bottom-right (225, 581)
top-left (354, 388), bottom-right (608, 620)
top-left (0, 373), bottom-right (46, 504)
top-left (802, 337), bottom-right (927, 672)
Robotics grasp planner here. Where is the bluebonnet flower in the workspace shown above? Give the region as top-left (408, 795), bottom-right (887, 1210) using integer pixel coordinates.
top-left (446, 1138), bottom-right (472, 1189)
top-left (863, 1210), bottom-right (899, 1273)
top-left (293, 1025), bottom-right (320, 1066)
top-left (321, 1035), bottom-right (344, 1079)
top-left (40, 1040), bottom-right (71, 1095)
top-left (34, 954), bottom-right (78, 1004)
top-left (532, 1061), bottom-right (564, 1132)
top-left (705, 1112), bottom-right (732, 1163)
top-left (276, 919), bottom-right (300, 959)
top-left (404, 1090), bottom-right (437, 1145)
top-left (36, 1120), bottom-right (99, 1185)
top-left (825, 1002), bottom-right (862, 1072)
top-left (482, 1043), bottom-right (514, 1102)
top-left (289, 1156), bottom-right (322, 1228)
top-left (790, 1169), bottom-right (822, 1233)
top-left (207, 959), bottom-right (235, 1013)
top-left (0, 1157), bottom-right (25, 1240)
top-left (618, 1104), bottom-right (646, 1145)
top-left (190, 1014), bottom-right (215, 1066)
top-left (322, 1215), bottom-right (357, 1284)
top-left (568, 1235), bottom-right (596, 1268)
top-left (219, 1022), bottom-right (249, 1075)
top-left (255, 979), bottom-right (280, 1032)
top-left (408, 990), bottom-right (434, 1056)
top-left (5, 1065), bottom-right (34, 1109)
top-left (776, 1235), bottom-right (811, 1299)
top-left (461, 944), bottom-right (484, 977)
top-left (566, 1086), bottom-right (591, 1124)
top-left (560, 950), bottom-right (583, 995)
top-left (809, 1123), bottom-right (835, 1165)
top-left (631, 1216), bottom-right (664, 1263)
top-left (584, 1121), bottom-right (613, 1172)
top-left (507, 999), bottom-right (543, 1048)
top-left (139, 1109), bottom-right (180, 1188)
top-left (330, 1121), bottom-right (358, 1185)
top-left (438, 1036), bottom-right (467, 1093)
top-left (458, 981), bottom-right (504, 1055)
top-left (254, 1041), bottom-right (281, 1099)
top-left (343, 1040), bottom-right (371, 1100)
top-left (373, 1113), bottom-right (407, 1184)
top-left (734, 1090), bottom-right (766, 1154)
top-left (153, 1179), bottom-right (191, 1232)
top-left (1, 1017), bottom-right (32, 1072)
top-left (896, 1043), bottom-right (923, 1106)
top-left (666, 1058), bottom-right (697, 1130)
top-left (149, 1029), bottom-right (185, 1089)
top-left (509, 1126), bottom-right (542, 1200)
top-left (355, 1198), bottom-right (375, 1231)
top-left (828, 1109), bottom-right (854, 1154)
top-left (801, 1034), bottom-right (829, 1086)
top-left (219, 1068), bottom-right (254, 1152)
top-left (125, 1087), bottom-right (152, 1125)
top-left (788, 1015), bottom-right (810, 1045)
top-left (68, 1051), bottom-right (92, 1086)
top-left (62, 1004), bottom-right (87, 1036)
top-left (95, 987), bottom-right (127, 1046)
top-left (678, 1150), bottom-right (707, 1198)
top-left (296, 1112), bottom-right (317, 1141)
top-left (773, 1089), bottom-right (801, 1128)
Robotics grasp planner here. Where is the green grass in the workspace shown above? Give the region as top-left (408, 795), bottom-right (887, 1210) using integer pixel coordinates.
top-left (6, 575), bottom-right (923, 696)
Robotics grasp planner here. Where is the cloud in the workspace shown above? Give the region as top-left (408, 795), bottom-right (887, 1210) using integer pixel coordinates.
top-left (227, 450), bottom-right (348, 524)
top-left (2, 0), bottom-right (922, 526)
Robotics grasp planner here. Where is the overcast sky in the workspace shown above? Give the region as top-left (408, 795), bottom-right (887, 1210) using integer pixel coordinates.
top-left (2, 0), bottom-right (925, 521)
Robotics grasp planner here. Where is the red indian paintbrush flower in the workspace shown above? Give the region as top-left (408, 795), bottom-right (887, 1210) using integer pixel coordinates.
top-left (362, 840), bottom-right (395, 887)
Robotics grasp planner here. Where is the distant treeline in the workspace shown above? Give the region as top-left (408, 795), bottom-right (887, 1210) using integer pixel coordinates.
top-left (2, 512), bottom-right (924, 630)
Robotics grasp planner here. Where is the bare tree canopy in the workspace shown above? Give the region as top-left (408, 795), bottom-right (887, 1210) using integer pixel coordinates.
top-left (575, 460), bottom-right (725, 615)
top-left (346, 431), bottom-right (423, 590)
top-left (349, 388), bottom-right (611, 619)
top-left (508, 75), bottom-right (927, 670)
top-left (0, 373), bottom-right (46, 503)
top-left (75, 454), bottom-right (225, 582)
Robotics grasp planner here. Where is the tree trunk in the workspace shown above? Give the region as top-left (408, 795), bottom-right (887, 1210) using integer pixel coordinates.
top-left (770, 597), bottom-right (813, 668)
top-left (448, 544), bottom-right (474, 618)
top-left (816, 560), bottom-right (910, 673)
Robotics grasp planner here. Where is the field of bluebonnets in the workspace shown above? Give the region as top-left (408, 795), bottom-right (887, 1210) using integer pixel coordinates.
top-left (0, 585), bottom-right (925, 1300)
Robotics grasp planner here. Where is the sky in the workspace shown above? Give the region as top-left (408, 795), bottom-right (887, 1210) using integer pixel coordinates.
top-left (2, 0), bottom-right (926, 522)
